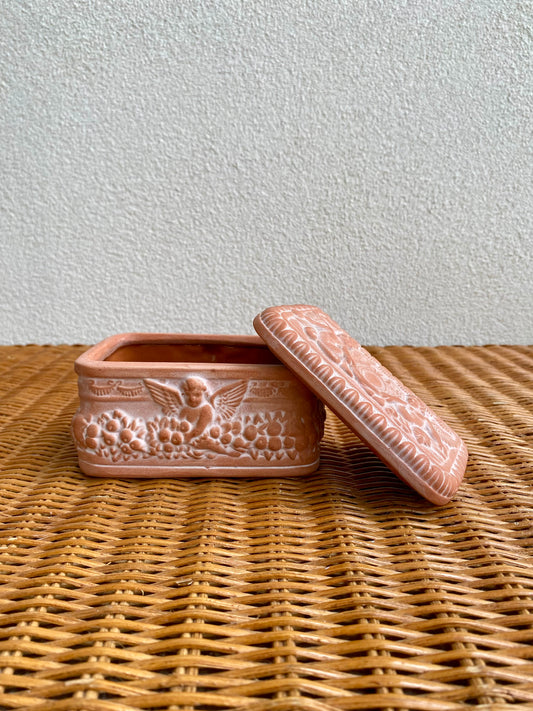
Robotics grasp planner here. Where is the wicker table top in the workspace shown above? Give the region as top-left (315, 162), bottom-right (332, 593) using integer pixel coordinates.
top-left (0, 344), bottom-right (532, 711)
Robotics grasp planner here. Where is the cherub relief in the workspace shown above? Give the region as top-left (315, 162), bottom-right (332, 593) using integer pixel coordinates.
top-left (144, 377), bottom-right (248, 442)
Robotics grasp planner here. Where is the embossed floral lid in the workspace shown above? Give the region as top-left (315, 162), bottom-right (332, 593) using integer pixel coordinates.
top-left (254, 305), bottom-right (468, 504)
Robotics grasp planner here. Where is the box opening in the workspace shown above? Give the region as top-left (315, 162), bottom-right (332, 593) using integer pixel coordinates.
top-left (105, 343), bottom-right (282, 365)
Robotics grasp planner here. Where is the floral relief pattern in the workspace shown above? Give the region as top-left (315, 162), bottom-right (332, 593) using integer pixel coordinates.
top-left (258, 305), bottom-right (467, 501)
top-left (76, 410), bottom-right (149, 463)
top-left (73, 408), bottom-right (315, 463)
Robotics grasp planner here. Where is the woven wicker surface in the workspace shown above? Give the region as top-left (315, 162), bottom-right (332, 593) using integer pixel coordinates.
top-left (0, 344), bottom-right (532, 711)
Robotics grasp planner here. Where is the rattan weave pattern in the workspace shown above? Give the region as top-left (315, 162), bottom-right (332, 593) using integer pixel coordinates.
top-left (0, 344), bottom-right (532, 711)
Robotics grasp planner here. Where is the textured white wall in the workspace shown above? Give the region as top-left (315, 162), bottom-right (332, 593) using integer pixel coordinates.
top-left (1, 1), bottom-right (532, 346)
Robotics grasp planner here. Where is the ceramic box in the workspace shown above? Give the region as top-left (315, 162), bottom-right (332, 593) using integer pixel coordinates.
top-left (72, 333), bottom-right (325, 478)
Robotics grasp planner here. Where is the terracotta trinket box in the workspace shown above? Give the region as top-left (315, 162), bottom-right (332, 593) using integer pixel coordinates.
top-left (71, 333), bottom-right (325, 478)
top-left (72, 305), bottom-right (468, 504)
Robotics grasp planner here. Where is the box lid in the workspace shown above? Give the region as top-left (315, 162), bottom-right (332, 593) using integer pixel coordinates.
top-left (253, 305), bottom-right (468, 504)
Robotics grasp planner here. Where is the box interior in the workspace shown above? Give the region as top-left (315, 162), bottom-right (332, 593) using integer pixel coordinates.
top-left (105, 342), bottom-right (282, 365)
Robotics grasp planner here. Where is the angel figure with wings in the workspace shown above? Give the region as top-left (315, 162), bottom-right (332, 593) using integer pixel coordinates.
top-left (144, 376), bottom-right (248, 443)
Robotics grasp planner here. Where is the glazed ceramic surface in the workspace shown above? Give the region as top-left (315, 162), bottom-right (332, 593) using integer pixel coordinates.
top-left (254, 305), bottom-right (468, 504)
top-left (72, 333), bottom-right (324, 478)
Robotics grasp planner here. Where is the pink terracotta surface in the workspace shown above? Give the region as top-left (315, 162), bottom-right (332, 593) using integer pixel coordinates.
top-left (254, 305), bottom-right (468, 504)
top-left (72, 333), bottom-right (324, 478)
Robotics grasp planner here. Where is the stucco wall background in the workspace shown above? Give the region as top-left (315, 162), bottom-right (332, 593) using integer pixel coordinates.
top-left (1, 1), bottom-right (531, 346)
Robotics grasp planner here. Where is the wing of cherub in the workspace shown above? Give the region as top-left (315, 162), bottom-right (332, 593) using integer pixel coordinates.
top-left (211, 380), bottom-right (248, 420)
top-left (144, 379), bottom-right (183, 416)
